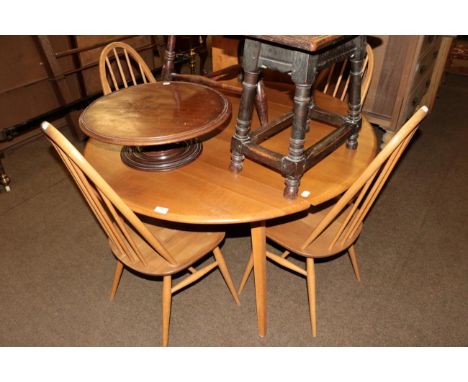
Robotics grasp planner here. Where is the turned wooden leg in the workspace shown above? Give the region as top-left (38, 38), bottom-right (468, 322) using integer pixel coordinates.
top-left (213, 247), bottom-right (240, 305)
top-left (306, 258), bottom-right (317, 337)
top-left (230, 70), bottom-right (261, 173)
top-left (284, 83), bottom-right (312, 199)
top-left (238, 252), bottom-right (254, 295)
top-left (162, 275), bottom-right (172, 347)
top-left (161, 35), bottom-right (176, 81)
top-left (348, 245), bottom-right (361, 282)
top-left (109, 260), bottom-right (124, 301)
top-left (230, 38), bottom-right (262, 174)
top-left (346, 37), bottom-right (366, 150)
top-left (251, 222), bottom-right (267, 337)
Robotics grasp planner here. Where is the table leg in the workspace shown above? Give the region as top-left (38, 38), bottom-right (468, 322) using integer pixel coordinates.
top-left (251, 221), bottom-right (267, 337)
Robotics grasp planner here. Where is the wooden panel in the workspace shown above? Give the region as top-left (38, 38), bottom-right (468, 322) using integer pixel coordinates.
top-left (412, 42), bottom-right (440, 90)
top-left (400, 70), bottom-right (432, 124)
top-left (0, 36), bottom-right (48, 91)
top-left (0, 36), bottom-right (82, 131)
top-left (364, 35), bottom-right (450, 133)
top-left (0, 81), bottom-right (60, 129)
top-left (419, 35), bottom-right (442, 57)
top-left (211, 36), bottom-right (240, 72)
top-left (363, 36), bottom-right (418, 128)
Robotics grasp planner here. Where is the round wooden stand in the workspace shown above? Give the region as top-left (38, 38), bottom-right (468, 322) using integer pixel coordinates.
top-left (120, 142), bottom-right (202, 171)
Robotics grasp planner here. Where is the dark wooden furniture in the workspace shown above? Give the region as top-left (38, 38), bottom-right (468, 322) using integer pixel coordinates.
top-left (363, 36), bottom-right (452, 143)
top-left (42, 122), bottom-right (239, 346)
top-left (83, 88), bottom-right (377, 338)
top-left (79, 81), bottom-right (231, 171)
top-left (229, 35), bottom-right (367, 199)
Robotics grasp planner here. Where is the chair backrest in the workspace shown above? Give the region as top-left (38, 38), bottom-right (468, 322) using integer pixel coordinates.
top-left (301, 106), bottom-right (428, 251)
top-left (41, 122), bottom-right (177, 266)
top-left (99, 42), bottom-right (156, 95)
top-left (319, 44), bottom-right (374, 102)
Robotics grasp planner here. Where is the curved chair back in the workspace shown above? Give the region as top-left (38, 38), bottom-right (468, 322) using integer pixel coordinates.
top-left (41, 122), bottom-right (177, 266)
top-left (302, 106), bottom-right (428, 253)
top-left (99, 42), bottom-right (156, 95)
top-left (320, 44), bottom-right (374, 102)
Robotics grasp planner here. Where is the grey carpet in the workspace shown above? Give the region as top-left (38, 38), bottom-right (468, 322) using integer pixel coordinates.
top-left (1, 73), bottom-right (467, 346)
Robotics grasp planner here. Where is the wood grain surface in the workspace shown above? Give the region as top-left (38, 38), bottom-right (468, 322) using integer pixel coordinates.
top-left (249, 35), bottom-right (348, 52)
top-left (79, 81), bottom-right (231, 146)
top-left (84, 88), bottom-right (377, 224)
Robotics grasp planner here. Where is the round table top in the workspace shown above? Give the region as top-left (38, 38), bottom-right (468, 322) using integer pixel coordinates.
top-left (84, 89), bottom-right (377, 225)
top-left (79, 81), bottom-right (231, 146)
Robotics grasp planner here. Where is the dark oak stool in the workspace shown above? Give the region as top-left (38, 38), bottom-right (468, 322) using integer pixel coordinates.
top-left (230, 35), bottom-right (367, 199)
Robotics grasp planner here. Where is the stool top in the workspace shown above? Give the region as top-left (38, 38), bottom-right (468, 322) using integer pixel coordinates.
top-left (248, 35), bottom-right (348, 52)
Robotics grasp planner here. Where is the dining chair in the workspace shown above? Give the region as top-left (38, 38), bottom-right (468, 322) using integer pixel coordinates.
top-left (41, 122), bottom-right (240, 346)
top-left (238, 106), bottom-right (428, 337)
top-left (99, 42), bottom-right (157, 95)
top-left (318, 44), bottom-right (374, 102)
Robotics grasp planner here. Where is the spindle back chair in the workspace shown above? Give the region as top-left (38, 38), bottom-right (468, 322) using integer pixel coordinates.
top-left (319, 44), bottom-right (374, 102)
top-left (99, 42), bottom-right (156, 95)
top-left (41, 122), bottom-right (239, 346)
top-left (238, 106), bottom-right (428, 337)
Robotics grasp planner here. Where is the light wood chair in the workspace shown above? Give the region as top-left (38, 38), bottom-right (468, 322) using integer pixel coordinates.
top-left (238, 106), bottom-right (428, 337)
top-left (41, 122), bottom-right (239, 346)
top-left (318, 44), bottom-right (374, 102)
top-left (99, 42), bottom-right (156, 95)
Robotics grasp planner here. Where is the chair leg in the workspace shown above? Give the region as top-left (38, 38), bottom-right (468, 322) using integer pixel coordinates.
top-left (162, 275), bottom-right (172, 347)
top-left (213, 247), bottom-right (240, 305)
top-left (306, 258), bottom-right (317, 337)
top-left (238, 252), bottom-right (254, 295)
top-left (109, 260), bottom-right (124, 301)
top-left (348, 245), bottom-right (361, 282)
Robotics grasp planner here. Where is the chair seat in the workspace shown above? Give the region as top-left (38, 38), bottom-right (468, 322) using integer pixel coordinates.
top-left (266, 204), bottom-right (362, 258)
top-left (110, 221), bottom-right (225, 276)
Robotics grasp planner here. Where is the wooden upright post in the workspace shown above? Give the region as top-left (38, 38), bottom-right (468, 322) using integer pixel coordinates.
top-left (35, 36), bottom-right (85, 140)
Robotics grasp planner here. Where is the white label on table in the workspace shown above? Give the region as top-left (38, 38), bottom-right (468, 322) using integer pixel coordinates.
top-left (154, 206), bottom-right (169, 214)
top-left (162, 82), bottom-right (171, 85)
top-left (301, 190), bottom-right (311, 198)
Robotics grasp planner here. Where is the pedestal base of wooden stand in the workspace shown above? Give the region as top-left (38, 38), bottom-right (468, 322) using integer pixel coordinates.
top-left (121, 141), bottom-right (202, 171)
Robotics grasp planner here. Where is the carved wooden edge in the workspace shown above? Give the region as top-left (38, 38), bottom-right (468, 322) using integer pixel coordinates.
top-left (79, 82), bottom-right (232, 146)
top-left (248, 35), bottom-right (349, 52)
